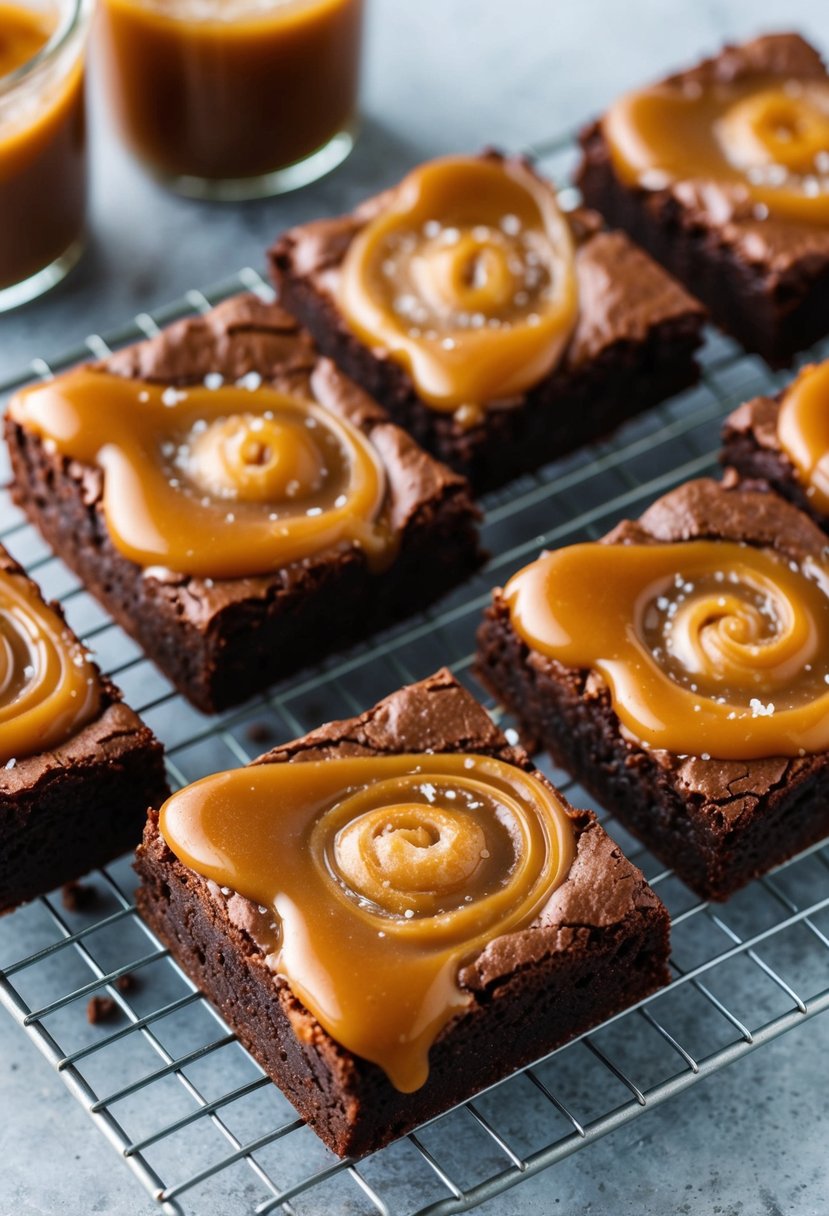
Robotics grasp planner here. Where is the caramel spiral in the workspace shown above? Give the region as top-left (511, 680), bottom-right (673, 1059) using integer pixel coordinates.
top-left (505, 539), bottom-right (829, 759)
top-left (339, 156), bottom-right (579, 417)
top-left (0, 567), bottom-right (100, 763)
top-left (604, 76), bottom-right (829, 224)
top-left (10, 370), bottom-right (391, 579)
top-left (160, 753), bottom-right (575, 1091)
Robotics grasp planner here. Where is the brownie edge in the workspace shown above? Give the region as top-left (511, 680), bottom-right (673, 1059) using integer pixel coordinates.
top-left (135, 669), bottom-right (670, 1157)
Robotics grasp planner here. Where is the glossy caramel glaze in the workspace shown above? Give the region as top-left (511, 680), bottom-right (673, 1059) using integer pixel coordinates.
top-left (778, 360), bottom-right (829, 513)
top-left (338, 156), bottom-right (579, 422)
top-left (0, 563), bottom-right (100, 763)
top-left (0, 3), bottom-right (87, 290)
top-left (9, 369), bottom-right (391, 579)
top-left (97, 0), bottom-right (363, 182)
top-left (505, 539), bottom-right (829, 759)
top-left (604, 75), bottom-right (829, 224)
top-left (159, 752), bottom-right (575, 1091)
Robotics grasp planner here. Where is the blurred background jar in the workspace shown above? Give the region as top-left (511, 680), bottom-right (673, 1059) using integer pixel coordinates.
top-left (0, 0), bottom-right (92, 311)
top-left (97, 0), bottom-right (365, 201)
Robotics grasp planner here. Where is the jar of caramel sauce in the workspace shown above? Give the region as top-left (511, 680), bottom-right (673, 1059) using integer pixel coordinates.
top-left (0, 0), bottom-right (91, 310)
top-left (97, 0), bottom-right (364, 200)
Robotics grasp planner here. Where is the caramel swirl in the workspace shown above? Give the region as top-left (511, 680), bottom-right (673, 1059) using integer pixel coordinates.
top-left (338, 156), bottom-right (579, 418)
top-left (10, 369), bottom-right (391, 580)
top-left (505, 539), bottom-right (829, 759)
top-left (160, 753), bottom-right (575, 1092)
top-left (604, 76), bottom-right (829, 224)
top-left (778, 360), bottom-right (829, 514)
top-left (0, 566), bottom-right (100, 764)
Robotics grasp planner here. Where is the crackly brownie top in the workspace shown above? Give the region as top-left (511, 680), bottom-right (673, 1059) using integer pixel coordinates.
top-left (596, 33), bottom-right (829, 272)
top-left (272, 152), bottom-right (702, 393)
top-left (145, 669), bottom-right (662, 1082)
top-left (9, 295), bottom-right (471, 610)
top-left (502, 478), bottom-right (829, 814)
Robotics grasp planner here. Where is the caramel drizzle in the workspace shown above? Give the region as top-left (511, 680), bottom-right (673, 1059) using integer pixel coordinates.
top-left (778, 360), bottom-right (829, 514)
top-left (604, 75), bottom-right (829, 224)
top-left (10, 369), bottom-right (392, 579)
top-left (338, 156), bottom-right (579, 418)
top-left (159, 753), bottom-right (575, 1092)
top-left (505, 539), bottom-right (829, 759)
top-left (0, 566), bottom-right (100, 764)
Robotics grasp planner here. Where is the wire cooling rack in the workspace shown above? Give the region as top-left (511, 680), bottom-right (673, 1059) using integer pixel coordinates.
top-left (2, 134), bottom-right (829, 1216)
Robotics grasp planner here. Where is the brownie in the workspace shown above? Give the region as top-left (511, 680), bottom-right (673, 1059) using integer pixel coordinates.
top-left (269, 154), bottom-right (705, 490)
top-left (134, 669), bottom-right (671, 1157)
top-left (477, 477), bottom-right (829, 901)
top-left (578, 34), bottom-right (829, 367)
top-left (5, 294), bottom-right (483, 714)
top-left (0, 547), bottom-right (168, 915)
top-left (722, 381), bottom-right (829, 531)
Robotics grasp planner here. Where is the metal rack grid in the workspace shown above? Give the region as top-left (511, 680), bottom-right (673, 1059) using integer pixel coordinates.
top-left (1, 135), bottom-right (829, 1216)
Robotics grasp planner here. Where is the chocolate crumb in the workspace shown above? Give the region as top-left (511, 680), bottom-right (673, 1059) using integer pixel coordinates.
top-left (115, 973), bottom-right (137, 994)
top-left (246, 721), bottom-right (274, 744)
top-left (62, 880), bottom-right (98, 912)
top-left (87, 996), bottom-right (118, 1025)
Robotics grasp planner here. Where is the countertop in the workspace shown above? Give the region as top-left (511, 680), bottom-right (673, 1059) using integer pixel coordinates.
top-left (1, 1), bottom-right (828, 1213)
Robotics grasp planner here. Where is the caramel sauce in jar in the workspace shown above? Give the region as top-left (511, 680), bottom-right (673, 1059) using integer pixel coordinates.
top-left (10, 369), bottom-right (392, 579)
top-left (159, 752), bottom-right (575, 1091)
top-left (0, 563), bottom-right (100, 763)
top-left (0, 0), bottom-right (89, 304)
top-left (505, 539), bottom-right (829, 759)
top-left (97, 0), bottom-right (363, 196)
top-left (778, 360), bottom-right (829, 513)
top-left (338, 156), bottom-right (579, 422)
top-left (604, 75), bottom-right (829, 224)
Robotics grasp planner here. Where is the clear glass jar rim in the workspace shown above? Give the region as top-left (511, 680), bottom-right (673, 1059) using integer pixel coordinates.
top-left (0, 0), bottom-right (92, 97)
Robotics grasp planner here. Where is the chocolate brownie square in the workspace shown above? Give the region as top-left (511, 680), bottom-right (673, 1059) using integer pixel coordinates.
top-left (477, 478), bottom-right (829, 901)
top-left (0, 547), bottom-right (168, 914)
top-left (5, 295), bottom-right (483, 714)
top-left (270, 154), bottom-right (705, 490)
top-left (134, 669), bottom-right (671, 1156)
top-left (578, 34), bottom-right (829, 367)
top-left (722, 364), bottom-right (829, 532)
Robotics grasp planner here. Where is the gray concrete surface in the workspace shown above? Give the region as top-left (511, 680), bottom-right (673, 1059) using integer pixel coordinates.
top-left (1, 1), bottom-right (829, 1213)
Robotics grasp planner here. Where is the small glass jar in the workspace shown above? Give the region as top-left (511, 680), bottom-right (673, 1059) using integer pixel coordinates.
top-left (0, 0), bottom-right (91, 311)
top-left (97, 0), bottom-right (365, 201)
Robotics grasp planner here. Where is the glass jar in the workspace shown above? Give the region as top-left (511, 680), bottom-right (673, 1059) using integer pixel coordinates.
top-left (0, 0), bottom-right (92, 311)
top-left (97, 0), bottom-right (364, 200)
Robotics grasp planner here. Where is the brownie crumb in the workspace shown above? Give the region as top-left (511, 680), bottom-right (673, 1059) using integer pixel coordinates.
top-left (62, 880), bottom-right (98, 913)
top-left (246, 722), bottom-right (274, 745)
top-left (87, 996), bottom-right (118, 1025)
top-left (115, 973), bottom-right (137, 994)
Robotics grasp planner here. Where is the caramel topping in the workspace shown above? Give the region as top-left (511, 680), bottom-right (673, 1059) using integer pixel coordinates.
top-left (338, 156), bottom-right (579, 416)
top-left (778, 361), bottom-right (829, 514)
top-left (505, 539), bottom-right (829, 759)
top-left (604, 76), bottom-right (829, 224)
top-left (10, 369), bottom-right (391, 580)
top-left (0, 565), bottom-right (100, 763)
top-left (160, 752), bottom-right (575, 1092)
